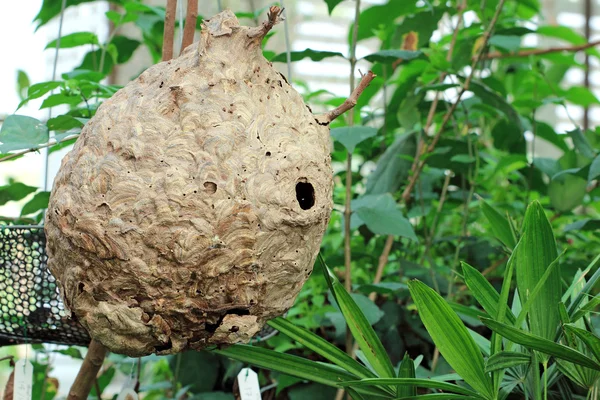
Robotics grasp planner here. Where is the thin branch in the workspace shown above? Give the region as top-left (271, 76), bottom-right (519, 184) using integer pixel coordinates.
top-left (162, 0), bottom-right (177, 61)
top-left (368, 235), bottom-right (395, 301)
top-left (316, 71), bottom-right (376, 125)
top-left (480, 39), bottom-right (600, 60)
top-left (180, 0), bottom-right (198, 53)
top-left (0, 134), bottom-right (80, 163)
top-left (67, 340), bottom-right (107, 400)
top-left (247, 6), bottom-right (284, 39)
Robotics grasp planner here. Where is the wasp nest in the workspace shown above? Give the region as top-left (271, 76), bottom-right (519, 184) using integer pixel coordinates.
top-left (45, 8), bottom-right (337, 356)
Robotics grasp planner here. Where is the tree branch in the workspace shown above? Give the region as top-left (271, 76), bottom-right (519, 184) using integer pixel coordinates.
top-left (67, 340), bottom-right (107, 400)
top-left (480, 39), bottom-right (600, 60)
top-left (315, 71), bottom-right (376, 125)
top-left (161, 0), bottom-right (177, 61)
top-left (180, 0), bottom-right (198, 54)
top-left (247, 6), bottom-right (284, 39)
top-left (0, 134), bottom-right (80, 163)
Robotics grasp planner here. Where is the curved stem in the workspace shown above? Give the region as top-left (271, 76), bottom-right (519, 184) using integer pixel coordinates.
top-left (67, 340), bottom-right (107, 400)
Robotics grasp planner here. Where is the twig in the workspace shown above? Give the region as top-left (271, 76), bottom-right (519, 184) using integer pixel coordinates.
top-left (368, 235), bottom-right (395, 301)
top-left (2, 370), bottom-right (13, 400)
top-left (315, 71), bottom-right (376, 125)
top-left (0, 134), bottom-right (80, 163)
top-left (67, 340), bottom-right (107, 400)
top-left (480, 39), bottom-right (600, 60)
top-left (162, 0), bottom-right (177, 61)
top-left (247, 6), bottom-right (284, 39)
top-left (180, 0), bottom-right (198, 53)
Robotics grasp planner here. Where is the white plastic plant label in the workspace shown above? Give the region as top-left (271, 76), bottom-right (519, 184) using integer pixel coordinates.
top-left (237, 368), bottom-right (261, 400)
top-left (13, 359), bottom-right (33, 400)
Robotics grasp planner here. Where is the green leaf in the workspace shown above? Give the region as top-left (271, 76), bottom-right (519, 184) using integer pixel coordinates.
top-left (170, 351), bottom-right (220, 393)
top-left (466, 80), bottom-right (522, 129)
top-left (489, 35), bottom-right (521, 52)
top-left (215, 345), bottom-right (389, 397)
top-left (0, 115), bottom-right (49, 152)
top-left (111, 35), bottom-right (141, 64)
top-left (267, 317), bottom-right (378, 381)
top-left (567, 128), bottom-right (596, 159)
top-left (0, 182), bottom-right (38, 206)
top-left (366, 132), bottom-right (416, 195)
top-left (271, 49), bottom-right (344, 63)
top-left (18, 81), bottom-right (62, 108)
top-left (397, 353), bottom-right (416, 398)
top-left (480, 200), bottom-right (516, 249)
top-left (338, 378), bottom-right (480, 397)
top-left (20, 191), bottom-right (50, 216)
top-left (588, 155), bottom-right (600, 182)
top-left (480, 318), bottom-right (600, 370)
top-left (47, 115), bottom-right (86, 131)
top-left (565, 87), bottom-right (600, 107)
top-left (485, 352), bottom-right (530, 373)
top-left (571, 295), bottom-right (600, 323)
top-left (408, 280), bottom-right (494, 399)
top-left (324, 0), bottom-right (344, 14)
top-left (567, 255), bottom-right (600, 315)
top-left (353, 2), bottom-right (419, 43)
top-left (318, 255), bottom-right (396, 380)
top-left (564, 324), bottom-right (600, 361)
top-left (450, 154), bottom-right (476, 164)
top-left (54, 347), bottom-right (83, 359)
top-left (548, 174), bottom-right (587, 212)
top-left (45, 31), bottom-right (99, 49)
top-left (40, 93), bottom-right (82, 109)
top-left (330, 126), bottom-right (378, 154)
top-left (363, 50), bottom-right (422, 64)
top-left (461, 262), bottom-right (516, 325)
top-left (514, 201), bottom-right (560, 344)
top-left (352, 194), bottom-right (417, 240)
top-left (16, 70), bottom-right (30, 101)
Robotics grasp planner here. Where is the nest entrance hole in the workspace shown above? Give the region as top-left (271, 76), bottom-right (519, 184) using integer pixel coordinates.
top-left (296, 181), bottom-right (315, 210)
top-left (205, 308), bottom-right (250, 333)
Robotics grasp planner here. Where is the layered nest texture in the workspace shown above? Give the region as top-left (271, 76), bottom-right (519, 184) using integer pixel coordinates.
top-left (45, 9), bottom-right (333, 356)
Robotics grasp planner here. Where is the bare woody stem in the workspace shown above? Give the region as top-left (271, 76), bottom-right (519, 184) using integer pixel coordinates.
top-left (315, 71), bottom-right (376, 125)
top-left (162, 0), bottom-right (177, 61)
top-left (247, 6), bottom-right (284, 38)
top-left (67, 340), bottom-right (107, 400)
top-left (480, 39), bottom-right (600, 60)
top-left (180, 0), bottom-right (198, 54)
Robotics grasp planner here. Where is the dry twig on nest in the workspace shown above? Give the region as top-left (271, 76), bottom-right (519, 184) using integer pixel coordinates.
top-left (67, 340), bottom-right (107, 400)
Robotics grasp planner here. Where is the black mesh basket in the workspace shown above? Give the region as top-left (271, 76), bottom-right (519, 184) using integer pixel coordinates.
top-left (0, 225), bottom-right (277, 348)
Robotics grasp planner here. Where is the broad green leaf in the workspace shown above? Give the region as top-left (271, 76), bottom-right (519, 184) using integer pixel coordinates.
top-left (480, 318), bottom-right (600, 370)
top-left (0, 182), bottom-right (38, 206)
top-left (170, 351), bottom-right (220, 393)
top-left (480, 200), bottom-right (516, 249)
top-left (16, 69), bottom-right (30, 101)
top-left (565, 87), bottom-right (600, 108)
top-left (564, 324), bottom-right (600, 362)
top-left (21, 191), bottom-right (50, 216)
top-left (514, 201), bottom-right (560, 345)
top-left (338, 378), bottom-right (480, 397)
top-left (271, 49), bottom-right (344, 63)
top-left (408, 280), bottom-right (494, 399)
top-left (567, 128), bottom-right (596, 159)
top-left (330, 126), bottom-right (378, 154)
top-left (466, 80), bottom-right (522, 129)
top-left (0, 115), bottom-right (49, 152)
top-left (352, 194), bottom-right (417, 240)
top-left (589, 155), bottom-right (600, 182)
top-left (352, 2), bottom-right (419, 43)
top-left (40, 93), bottom-right (82, 109)
top-left (45, 31), bottom-right (99, 49)
top-left (47, 115), bottom-right (85, 131)
top-left (461, 262), bottom-right (516, 325)
top-left (450, 154), bottom-right (476, 163)
top-left (111, 35), bottom-right (142, 64)
top-left (54, 347), bottom-right (83, 359)
top-left (485, 352), bottom-right (530, 373)
top-left (397, 353), bottom-right (416, 398)
top-left (363, 50), bottom-right (422, 64)
top-left (548, 174), bottom-right (587, 212)
top-left (324, 0), bottom-right (344, 14)
top-left (319, 255), bottom-right (396, 380)
top-left (534, 157), bottom-right (561, 178)
top-left (489, 35), bottom-right (521, 52)
top-left (267, 317), bottom-right (378, 381)
top-left (564, 219), bottom-right (600, 233)
top-left (537, 25), bottom-right (600, 58)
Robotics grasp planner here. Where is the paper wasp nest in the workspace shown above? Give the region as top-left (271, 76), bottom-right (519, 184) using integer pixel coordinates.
top-left (45, 8), bottom-right (333, 356)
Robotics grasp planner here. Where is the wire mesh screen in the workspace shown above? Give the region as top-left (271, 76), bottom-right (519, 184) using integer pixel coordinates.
top-left (0, 225), bottom-right (90, 347)
top-left (0, 225), bottom-right (277, 348)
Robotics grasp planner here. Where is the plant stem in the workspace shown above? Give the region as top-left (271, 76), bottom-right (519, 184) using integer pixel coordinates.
top-left (180, 0), bottom-right (198, 53)
top-left (67, 340), bottom-right (107, 400)
top-left (162, 0), bottom-right (177, 61)
top-left (0, 134), bottom-right (80, 163)
top-left (481, 39), bottom-right (600, 60)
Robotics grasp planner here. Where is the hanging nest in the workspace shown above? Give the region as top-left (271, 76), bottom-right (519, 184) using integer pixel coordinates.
top-left (45, 7), bottom-right (371, 357)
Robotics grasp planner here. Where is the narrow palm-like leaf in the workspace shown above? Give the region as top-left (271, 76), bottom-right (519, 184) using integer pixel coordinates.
top-left (461, 262), bottom-right (516, 325)
top-left (408, 281), bottom-right (494, 399)
top-left (514, 250), bottom-right (565, 329)
top-left (396, 395), bottom-right (481, 399)
top-left (268, 317), bottom-right (377, 380)
top-left (215, 345), bottom-right (390, 397)
top-left (481, 200), bottom-right (517, 249)
top-left (480, 318), bottom-right (600, 370)
top-left (397, 353), bottom-right (415, 398)
top-left (571, 295), bottom-right (600, 323)
top-left (562, 253), bottom-right (600, 305)
top-left (564, 324), bottom-right (600, 362)
top-left (318, 254), bottom-right (396, 379)
top-left (568, 259), bottom-right (600, 315)
top-left (485, 351), bottom-right (530, 373)
top-left (339, 378), bottom-right (481, 397)
top-left (449, 302), bottom-right (489, 321)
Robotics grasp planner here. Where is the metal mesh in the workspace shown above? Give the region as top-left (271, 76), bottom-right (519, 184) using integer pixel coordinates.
top-left (0, 226), bottom-right (276, 348)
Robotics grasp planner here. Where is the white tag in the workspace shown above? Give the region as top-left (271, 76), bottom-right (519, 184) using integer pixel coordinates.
top-left (117, 388), bottom-right (139, 400)
top-left (13, 359), bottom-right (33, 400)
top-left (237, 368), bottom-right (261, 400)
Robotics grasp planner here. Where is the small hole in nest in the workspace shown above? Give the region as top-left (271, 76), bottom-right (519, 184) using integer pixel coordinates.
top-left (296, 182), bottom-right (315, 210)
top-left (266, 151), bottom-right (271, 157)
top-left (204, 182), bottom-right (217, 194)
top-left (154, 338), bottom-right (173, 352)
